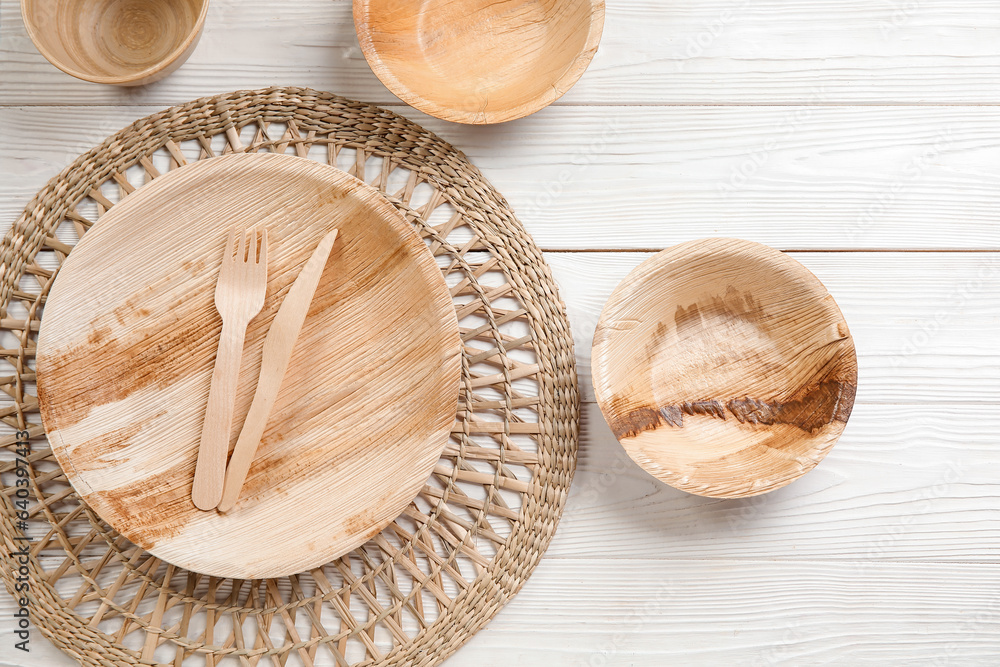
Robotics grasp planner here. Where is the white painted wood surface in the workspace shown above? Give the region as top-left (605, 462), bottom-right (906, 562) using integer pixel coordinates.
top-left (3, 0), bottom-right (1000, 105)
top-left (1, 0), bottom-right (999, 664)
top-left (5, 105), bottom-right (1000, 250)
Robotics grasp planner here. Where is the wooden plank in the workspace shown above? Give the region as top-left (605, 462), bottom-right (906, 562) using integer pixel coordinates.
top-left (3, 106), bottom-right (1000, 250)
top-left (3, 0), bottom-right (1000, 106)
top-left (424, 106), bottom-right (1000, 251)
top-left (548, 252), bottom-right (1000, 404)
top-left (443, 559), bottom-right (1000, 665)
top-left (548, 402), bottom-right (1000, 561)
top-left (5, 559), bottom-right (999, 665)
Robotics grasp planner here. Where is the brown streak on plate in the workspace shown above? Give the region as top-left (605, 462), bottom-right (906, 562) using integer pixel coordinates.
top-left (725, 380), bottom-right (849, 432)
top-left (69, 407), bottom-right (169, 473)
top-left (607, 405), bottom-right (672, 440)
top-left (683, 400), bottom-right (727, 420)
top-left (38, 302), bottom-right (217, 431)
top-left (609, 380), bottom-right (857, 440)
top-left (94, 471), bottom-right (194, 550)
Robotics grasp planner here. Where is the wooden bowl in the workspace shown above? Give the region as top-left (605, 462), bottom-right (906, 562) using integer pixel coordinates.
top-left (21, 0), bottom-right (208, 86)
top-left (592, 238), bottom-right (858, 499)
top-left (353, 0), bottom-right (605, 124)
top-left (36, 153), bottom-right (463, 579)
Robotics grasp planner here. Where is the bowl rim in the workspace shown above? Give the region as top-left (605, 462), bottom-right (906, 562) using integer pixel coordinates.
top-left (20, 0), bottom-right (210, 85)
top-left (352, 0), bottom-right (606, 125)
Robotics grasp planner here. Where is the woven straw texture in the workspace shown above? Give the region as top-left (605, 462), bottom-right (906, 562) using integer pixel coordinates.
top-left (0, 87), bottom-right (578, 667)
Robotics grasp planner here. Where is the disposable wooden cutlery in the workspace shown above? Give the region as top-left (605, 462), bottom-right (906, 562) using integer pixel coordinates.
top-left (217, 228), bottom-right (339, 512)
top-left (192, 226), bottom-right (268, 511)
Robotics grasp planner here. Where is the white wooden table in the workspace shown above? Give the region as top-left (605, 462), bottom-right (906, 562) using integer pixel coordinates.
top-left (2, 1), bottom-right (999, 664)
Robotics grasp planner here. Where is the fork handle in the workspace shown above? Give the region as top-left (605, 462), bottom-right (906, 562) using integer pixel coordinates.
top-left (192, 319), bottom-right (248, 510)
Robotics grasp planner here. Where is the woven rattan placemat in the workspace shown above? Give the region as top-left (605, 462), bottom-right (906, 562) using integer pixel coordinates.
top-left (0, 87), bottom-right (578, 667)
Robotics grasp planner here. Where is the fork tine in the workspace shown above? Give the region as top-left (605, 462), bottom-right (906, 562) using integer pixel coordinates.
top-left (258, 227), bottom-right (267, 265)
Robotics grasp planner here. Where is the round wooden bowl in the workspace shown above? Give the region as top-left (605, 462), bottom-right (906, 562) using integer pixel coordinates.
top-left (592, 238), bottom-right (858, 499)
top-left (36, 153), bottom-right (463, 579)
top-left (21, 0), bottom-right (208, 86)
top-left (353, 0), bottom-right (605, 124)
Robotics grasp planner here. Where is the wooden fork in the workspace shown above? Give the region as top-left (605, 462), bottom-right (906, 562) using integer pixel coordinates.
top-left (192, 226), bottom-right (268, 511)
